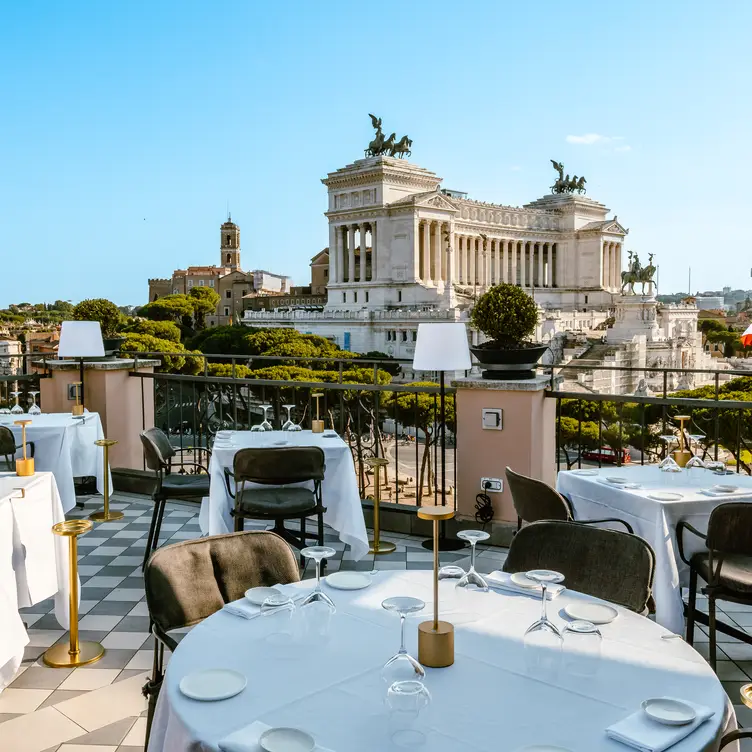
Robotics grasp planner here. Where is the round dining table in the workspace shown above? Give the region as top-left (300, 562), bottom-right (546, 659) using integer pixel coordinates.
top-left (148, 571), bottom-right (734, 752)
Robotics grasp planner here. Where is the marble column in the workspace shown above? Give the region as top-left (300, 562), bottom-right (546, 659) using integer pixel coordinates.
top-left (370, 221), bottom-right (377, 281)
top-left (422, 221), bottom-right (432, 285)
top-left (519, 242), bottom-right (526, 287)
top-left (446, 225), bottom-right (455, 285)
top-left (348, 225), bottom-right (356, 283)
top-left (494, 240), bottom-right (500, 285)
top-left (546, 243), bottom-right (553, 287)
top-left (360, 223), bottom-right (368, 283)
top-left (602, 242), bottom-right (609, 289)
top-left (433, 221), bottom-right (442, 283)
top-left (537, 243), bottom-right (544, 287)
top-left (469, 238), bottom-right (476, 287)
top-left (528, 242), bottom-right (535, 288)
top-left (614, 244), bottom-right (621, 289)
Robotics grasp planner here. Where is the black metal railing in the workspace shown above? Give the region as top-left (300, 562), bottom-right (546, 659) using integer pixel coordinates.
top-left (128, 356), bottom-right (457, 509)
top-left (0, 354), bottom-right (49, 412)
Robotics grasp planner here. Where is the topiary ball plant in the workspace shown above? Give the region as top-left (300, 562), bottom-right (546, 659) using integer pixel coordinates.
top-left (470, 283), bottom-right (538, 349)
top-left (72, 298), bottom-right (123, 339)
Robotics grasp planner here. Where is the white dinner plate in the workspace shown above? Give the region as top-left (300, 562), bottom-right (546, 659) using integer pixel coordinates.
top-left (245, 586), bottom-right (281, 606)
top-left (564, 601), bottom-right (618, 624)
top-left (510, 572), bottom-right (540, 589)
top-left (571, 469), bottom-right (596, 476)
top-left (713, 484), bottom-right (738, 493)
top-left (624, 482), bottom-right (643, 490)
top-left (647, 492), bottom-right (684, 501)
top-left (324, 571), bottom-right (372, 590)
top-left (179, 669), bottom-right (246, 701)
top-left (641, 698), bottom-right (696, 726)
top-left (259, 727), bottom-right (315, 752)
top-left (605, 476), bottom-right (628, 485)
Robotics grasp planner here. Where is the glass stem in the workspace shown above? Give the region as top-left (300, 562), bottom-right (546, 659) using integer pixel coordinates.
top-left (469, 541), bottom-right (476, 572)
top-left (315, 559), bottom-right (321, 592)
top-left (540, 582), bottom-right (548, 622)
top-left (399, 613), bottom-right (406, 654)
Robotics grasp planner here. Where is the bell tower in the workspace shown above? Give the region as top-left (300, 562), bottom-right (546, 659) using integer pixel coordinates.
top-left (220, 215), bottom-right (241, 270)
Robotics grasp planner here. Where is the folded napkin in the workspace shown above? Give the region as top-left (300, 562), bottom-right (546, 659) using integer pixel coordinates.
top-left (606, 699), bottom-right (714, 752)
top-left (222, 584), bottom-right (299, 620)
top-left (219, 720), bottom-right (332, 752)
top-left (485, 571), bottom-right (564, 600)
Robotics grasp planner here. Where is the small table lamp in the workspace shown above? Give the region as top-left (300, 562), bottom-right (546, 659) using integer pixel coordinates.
top-left (58, 321), bottom-right (105, 413)
top-left (412, 323), bottom-right (471, 551)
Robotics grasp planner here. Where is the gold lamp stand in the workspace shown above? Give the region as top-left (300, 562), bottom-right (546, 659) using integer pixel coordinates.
top-left (71, 381), bottom-right (84, 416)
top-left (417, 505), bottom-right (455, 668)
top-left (14, 419), bottom-right (34, 476)
top-left (311, 392), bottom-right (324, 433)
top-left (672, 415), bottom-right (693, 468)
top-left (44, 519), bottom-right (105, 667)
top-left (366, 457), bottom-right (395, 555)
top-left (89, 439), bottom-right (123, 522)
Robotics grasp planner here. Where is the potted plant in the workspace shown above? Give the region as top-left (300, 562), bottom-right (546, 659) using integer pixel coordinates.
top-left (469, 283), bottom-right (547, 379)
top-left (72, 298), bottom-right (125, 356)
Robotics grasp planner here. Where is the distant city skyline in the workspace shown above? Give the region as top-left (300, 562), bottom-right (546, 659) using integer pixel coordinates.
top-left (1, 0), bottom-right (750, 307)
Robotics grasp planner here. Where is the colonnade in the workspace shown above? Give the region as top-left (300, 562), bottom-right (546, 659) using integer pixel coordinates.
top-left (602, 241), bottom-right (622, 290)
top-left (330, 223), bottom-right (376, 284)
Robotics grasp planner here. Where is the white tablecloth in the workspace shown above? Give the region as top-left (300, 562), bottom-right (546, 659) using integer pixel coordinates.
top-left (201, 430), bottom-right (369, 560)
top-left (0, 471), bottom-right (74, 630)
top-left (148, 572), bottom-right (731, 752)
top-left (557, 465), bottom-right (752, 633)
top-left (0, 412), bottom-right (111, 513)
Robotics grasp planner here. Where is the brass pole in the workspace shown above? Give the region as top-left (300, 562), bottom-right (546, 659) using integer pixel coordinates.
top-left (68, 534), bottom-right (79, 657)
top-left (367, 456), bottom-right (395, 555)
top-left (90, 439), bottom-right (123, 522)
top-left (433, 517), bottom-right (439, 630)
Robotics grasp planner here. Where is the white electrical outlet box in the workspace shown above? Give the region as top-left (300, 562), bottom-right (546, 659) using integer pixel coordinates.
top-left (481, 408), bottom-right (502, 430)
top-left (480, 478), bottom-right (503, 492)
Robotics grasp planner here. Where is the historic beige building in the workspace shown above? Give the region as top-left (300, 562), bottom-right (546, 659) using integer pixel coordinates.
top-left (148, 217), bottom-right (291, 326)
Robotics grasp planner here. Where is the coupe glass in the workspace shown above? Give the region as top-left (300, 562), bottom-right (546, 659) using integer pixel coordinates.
top-left (10, 391), bottom-right (24, 415)
top-left (27, 391), bottom-right (41, 415)
top-left (259, 404), bottom-right (274, 431)
top-left (381, 597), bottom-right (426, 685)
top-left (386, 680), bottom-right (431, 748)
top-left (563, 619), bottom-right (602, 677)
top-left (281, 404), bottom-right (296, 430)
top-left (299, 546), bottom-right (337, 611)
top-left (455, 530), bottom-right (490, 592)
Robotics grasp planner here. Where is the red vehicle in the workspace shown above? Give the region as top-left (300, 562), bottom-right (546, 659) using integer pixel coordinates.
top-left (581, 446), bottom-right (631, 464)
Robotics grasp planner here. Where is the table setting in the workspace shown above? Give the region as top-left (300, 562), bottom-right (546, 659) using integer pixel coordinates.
top-left (201, 419), bottom-right (369, 560)
top-left (557, 463), bottom-right (752, 633)
top-left (147, 514), bottom-right (733, 752)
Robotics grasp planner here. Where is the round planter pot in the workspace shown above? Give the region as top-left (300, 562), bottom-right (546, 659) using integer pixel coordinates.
top-left (470, 343), bottom-right (549, 380)
top-left (102, 336), bottom-right (126, 358)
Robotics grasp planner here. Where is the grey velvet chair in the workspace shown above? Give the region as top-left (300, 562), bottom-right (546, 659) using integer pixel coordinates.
top-left (505, 466), bottom-right (634, 533)
top-left (0, 425), bottom-right (34, 471)
top-left (139, 427), bottom-right (211, 570)
top-left (142, 530), bottom-right (300, 749)
top-left (679, 502), bottom-right (752, 671)
top-left (224, 446), bottom-right (326, 563)
top-left (503, 520), bottom-right (655, 614)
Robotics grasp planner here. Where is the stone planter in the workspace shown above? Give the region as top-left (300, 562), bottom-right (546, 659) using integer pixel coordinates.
top-left (470, 343), bottom-right (549, 380)
top-left (102, 336), bottom-right (126, 358)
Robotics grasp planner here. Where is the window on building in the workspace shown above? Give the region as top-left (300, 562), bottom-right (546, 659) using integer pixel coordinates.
top-left (224, 307), bottom-right (230, 316)
top-left (173, 288), bottom-right (178, 294)
top-left (343, 292), bottom-right (346, 303)
top-left (226, 290), bottom-right (232, 299)
top-left (209, 280), bottom-right (215, 287)
top-left (412, 331), bottom-right (417, 342)
top-left (365, 291), bottom-right (369, 303)
top-left (242, 290), bottom-right (247, 297)
top-left (188, 280), bottom-right (194, 288)
top-left (199, 280), bottom-right (205, 286)
top-left (324, 269), bottom-right (328, 278)
top-left (354, 292), bottom-right (358, 303)
top-left (584, 295), bottom-right (589, 304)
top-left (397, 290), bottom-right (402, 303)
top-left (226, 253), bottom-right (231, 263)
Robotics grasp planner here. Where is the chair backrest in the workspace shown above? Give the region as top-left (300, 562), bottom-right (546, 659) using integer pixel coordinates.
top-left (505, 467), bottom-right (571, 524)
top-left (140, 427), bottom-right (176, 473)
top-left (144, 530), bottom-right (300, 636)
top-left (233, 446), bottom-right (326, 485)
top-left (503, 520), bottom-right (655, 613)
top-left (707, 502), bottom-right (752, 556)
top-left (0, 426), bottom-right (15, 455)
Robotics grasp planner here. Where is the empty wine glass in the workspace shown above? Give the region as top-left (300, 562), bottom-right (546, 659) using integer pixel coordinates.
top-left (523, 570), bottom-right (565, 675)
top-left (685, 455), bottom-right (706, 485)
top-left (281, 404), bottom-right (296, 430)
top-left (706, 460), bottom-right (728, 475)
top-left (455, 530), bottom-right (490, 592)
top-left (259, 404), bottom-right (274, 431)
top-left (381, 597), bottom-right (426, 685)
top-left (525, 570), bottom-right (565, 639)
top-left (10, 391), bottom-right (24, 414)
top-left (27, 391), bottom-right (41, 415)
top-left (300, 546), bottom-right (337, 611)
top-left (562, 620), bottom-right (602, 677)
top-left (386, 680), bottom-right (431, 748)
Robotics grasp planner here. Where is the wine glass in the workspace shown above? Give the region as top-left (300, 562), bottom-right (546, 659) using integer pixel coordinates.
top-left (381, 597), bottom-right (426, 685)
top-left (386, 680), bottom-right (431, 748)
top-left (10, 391), bottom-right (24, 414)
top-left (562, 619), bottom-right (602, 677)
top-left (455, 530), bottom-right (490, 592)
top-left (523, 570), bottom-right (565, 674)
top-left (299, 546), bottom-right (337, 611)
top-left (27, 391), bottom-right (41, 416)
top-left (685, 455), bottom-right (706, 485)
top-left (259, 404), bottom-right (274, 431)
top-left (524, 570), bottom-right (565, 639)
top-left (281, 404), bottom-right (296, 430)
top-left (706, 460), bottom-right (728, 475)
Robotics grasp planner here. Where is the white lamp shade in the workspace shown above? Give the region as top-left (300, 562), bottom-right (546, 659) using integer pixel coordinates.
top-left (58, 321), bottom-right (105, 358)
top-left (412, 323), bottom-right (471, 372)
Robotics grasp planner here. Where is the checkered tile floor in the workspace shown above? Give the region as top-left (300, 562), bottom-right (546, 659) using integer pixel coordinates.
top-left (2, 493), bottom-right (752, 751)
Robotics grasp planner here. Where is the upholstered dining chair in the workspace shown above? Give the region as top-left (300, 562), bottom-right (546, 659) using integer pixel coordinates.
top-left (503, 520), bottom-right (655, 614)
top-left (0, 425), bottom-right (34, 471)
top-left (505, 466), bottom-right (634, 533)
top-left (224, 446), bottom-right (327, 564)
top-left (139, 427), bottom-right (211, 569)
top-left (679, 502), bottom-right (752, 671)
top-left (142, 531), bottom-right (300, 749)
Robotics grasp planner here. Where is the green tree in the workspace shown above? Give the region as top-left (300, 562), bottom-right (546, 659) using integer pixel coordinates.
top-left (189, 287), bottom-right (220, 329)
top-left (139, 295), bottom-right (195, 326)
top-left (72, 298), bottom-right (123, 338)
top-left (558, 417), bottom-right (600, 469)
top-left (53, 300), bottom-right (74, 314)
top-left (470, 283), bottom-right (538, 347)
top-left (121, 333), bottom-right (202, 374)
top-left (121, 319), bottom-right (181, 343)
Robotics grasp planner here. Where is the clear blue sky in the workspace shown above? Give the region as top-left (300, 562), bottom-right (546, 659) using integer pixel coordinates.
top-left (1, 0), bottom-right (750, 308)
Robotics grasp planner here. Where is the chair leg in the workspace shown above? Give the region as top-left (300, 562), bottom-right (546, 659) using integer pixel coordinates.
top-left (317, 511), bottom-right (327, 573)
top-left (234, 514), bottom-right (244, 533)
top-left (142, 494), bottom-right (165, 571)
top-left (143, 640), bottom-right (164, 751)
top-left (686, 568), bottom-right (697, 645)
top-left (708, 595), bottom-right (717, 673)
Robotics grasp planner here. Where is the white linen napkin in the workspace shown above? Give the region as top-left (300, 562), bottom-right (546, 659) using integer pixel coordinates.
top-left (219, 720), bottom-right (332, 752)
top-left (222, 584), bottom-right (299, 620)
top-left (485, 571), bottom-right (564, 600)
top-left (605, 698), bottom-right (714, 752)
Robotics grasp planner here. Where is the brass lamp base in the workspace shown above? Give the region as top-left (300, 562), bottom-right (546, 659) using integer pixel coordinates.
top-left (418, 620), bottom-right (454, 668)
top-left (16, 458), bottom-right (34, 476)
top-left (72, 405), bottom-right (84, 417)
top-left (741, 683), bottom-right (752, 709)
top-left (672, 449), bottom-right (692, 468)
top-left (43, 640), bottom-right (105, 668)
top-left (311, 419), bottom-right (325, 433)
top-left (89, 509), bottom-right (124, 522)
top-left (369, 539), bottom-right (397, 555)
